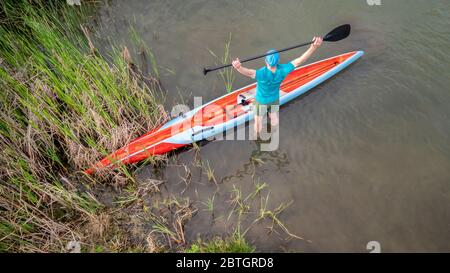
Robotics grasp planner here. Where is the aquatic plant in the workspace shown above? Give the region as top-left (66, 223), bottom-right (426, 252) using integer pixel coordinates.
top-left (203, 160), bottom-right (218, 185)
top-left (186, 235), bottom-right (255, 253)
top-left (207, 33), bottom-right (235, 93)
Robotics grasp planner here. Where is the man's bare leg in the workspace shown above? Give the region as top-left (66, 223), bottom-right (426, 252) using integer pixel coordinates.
top-left (254, 114), bottom-right (263, 136)
top-left (269, 111), bottom-right (279, 128)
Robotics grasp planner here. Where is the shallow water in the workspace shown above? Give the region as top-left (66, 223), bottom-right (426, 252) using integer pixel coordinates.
top-left (93, 0), bottom-right (450, 252)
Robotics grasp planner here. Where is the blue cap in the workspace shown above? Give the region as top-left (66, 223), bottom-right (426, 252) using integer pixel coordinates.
top-left (265, 49), bottom-right (279, 67)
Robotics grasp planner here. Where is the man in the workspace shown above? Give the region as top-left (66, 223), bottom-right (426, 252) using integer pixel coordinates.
top-left (232, 37), bottom-right (323, 135)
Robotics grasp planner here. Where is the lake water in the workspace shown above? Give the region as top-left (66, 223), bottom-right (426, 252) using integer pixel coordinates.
top-left (93, 0), bottom-right (450, 252)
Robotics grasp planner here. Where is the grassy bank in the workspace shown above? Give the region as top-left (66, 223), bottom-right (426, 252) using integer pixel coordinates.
top-left (0, 0), bottom-right (168, 252)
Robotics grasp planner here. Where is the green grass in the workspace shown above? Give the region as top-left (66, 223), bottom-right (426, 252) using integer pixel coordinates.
top-left (0, 0), bottom-right (166, 252)
top-left (203, 160), bottom-right (217, 184)
top-left (186, 235), bottom-right (255, 253)
top-left (200, 193), bottom-right (215, 214)
top-left (207, 33), bottom-right (235, 93)
top-left (255, 194), bottom-right (306, 241)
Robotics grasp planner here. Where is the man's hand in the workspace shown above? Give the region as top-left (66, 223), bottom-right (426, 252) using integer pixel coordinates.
top-left (311, 36), bottom-right (323, 49)
top-left (232, 58), bottom-right (242, 70)
top-left (232, 58), bottom-right (256, 79)
top-left (291, 36), bottom-right (323, 68)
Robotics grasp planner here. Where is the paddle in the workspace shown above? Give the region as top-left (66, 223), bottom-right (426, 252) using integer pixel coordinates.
top-left (203, 24), bottom-right (351, 75)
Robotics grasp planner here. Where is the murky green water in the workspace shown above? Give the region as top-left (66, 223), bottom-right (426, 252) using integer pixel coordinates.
top-left (93, 0), bottom-right (450, 252)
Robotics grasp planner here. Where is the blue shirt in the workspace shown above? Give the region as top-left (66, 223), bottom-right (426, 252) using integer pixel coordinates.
top-left (255, 62), bottom-right (295, 104)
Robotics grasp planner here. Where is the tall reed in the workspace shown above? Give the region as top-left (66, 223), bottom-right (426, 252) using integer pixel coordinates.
top-left (0, 0), bottom-right (166, 252)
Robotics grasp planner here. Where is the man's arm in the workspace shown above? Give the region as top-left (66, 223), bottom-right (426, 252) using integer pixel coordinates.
top-left (291, 36), bottom-right (323, 68)
top-left (232, 58), bottom-right (256, 79)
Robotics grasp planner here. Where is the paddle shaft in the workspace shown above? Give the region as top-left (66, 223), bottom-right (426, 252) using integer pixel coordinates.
top-left (203, 24), bottom-right (351, 75)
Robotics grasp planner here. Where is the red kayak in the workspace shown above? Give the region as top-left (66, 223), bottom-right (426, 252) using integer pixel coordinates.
top-left (85, 51), bottom-right (364, 174)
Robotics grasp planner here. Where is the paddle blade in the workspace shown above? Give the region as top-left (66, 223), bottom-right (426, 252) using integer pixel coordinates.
top-left (323, 24), bottom-right (351, 42)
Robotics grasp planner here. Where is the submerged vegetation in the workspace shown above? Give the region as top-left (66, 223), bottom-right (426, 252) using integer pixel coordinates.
top-left (186, 235), bottom-right (255, 253)
top-left (208, 33), bottom-right (235, 93)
